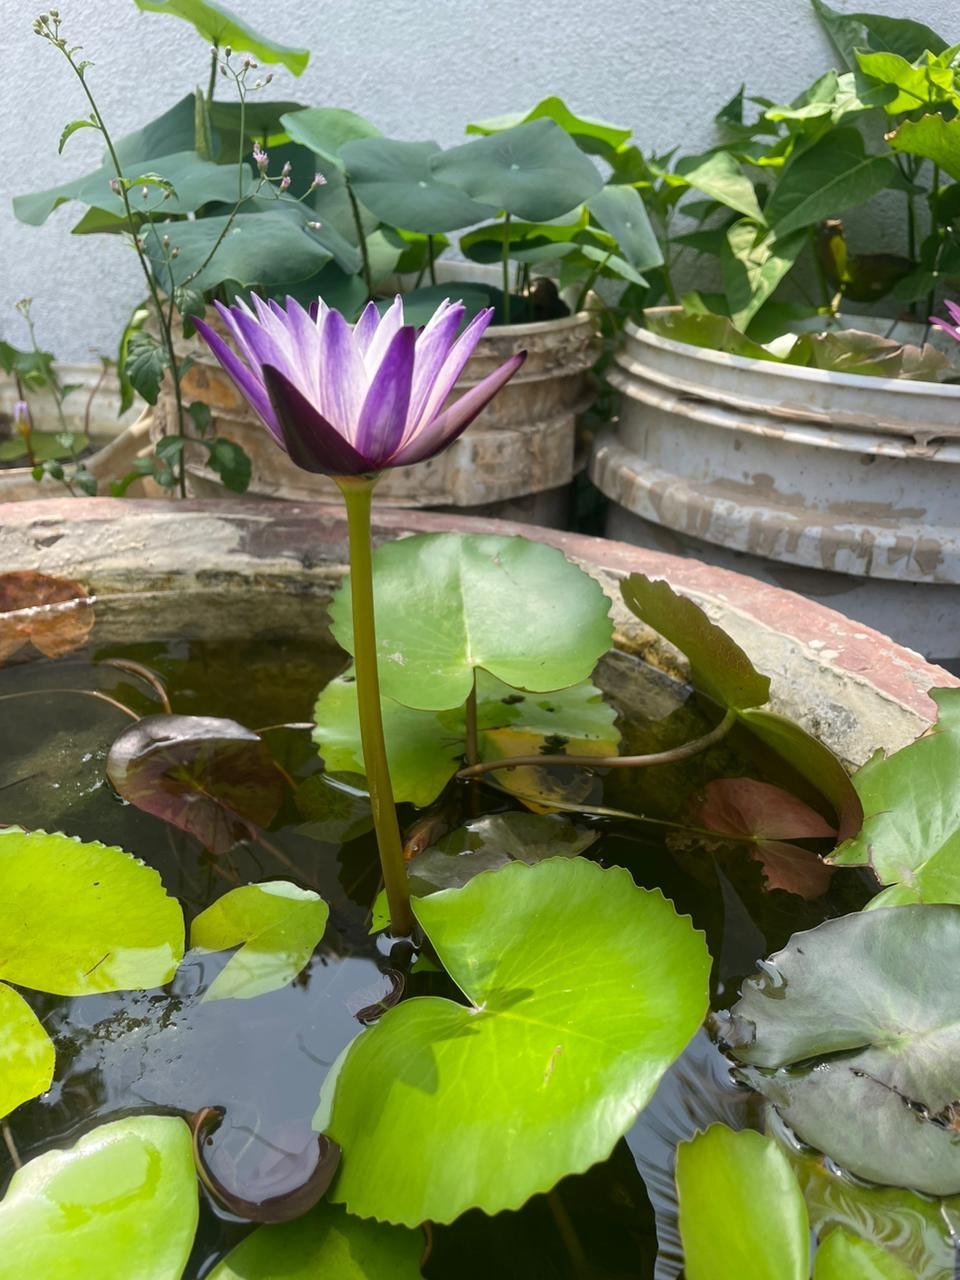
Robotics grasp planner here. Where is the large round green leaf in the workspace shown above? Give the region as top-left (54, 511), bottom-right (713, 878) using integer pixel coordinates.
top-left (133, 0), bottom-right (309, 74)
top-left (207, 1202), bottom-right (423, 1278)
top-left (676, 1125), bottom-right (810, 1280)
top-left (331, 533), bottom-right (613, 711)
top-left (814, 1228), bottom-right (914, 1280)
top-left (0, 827), bottom-right (183, 995)
top-left (191, 880), bottom-right (330, 1002)
top-left (317, 857), bottom-right (710, 1225)
top-left (466, 96), bottom-right (632, 162)
top-left (0, 1115), bottom-right (198, 1280)
top-left (0, 982), bottom-right (54, 1120)
top-left (587, 186), bottom-right (664, 272)
top-left (313, 668), bottom-right (619, 807)
top-left (429, 120), bottom-right (604, 222)
top-left (280, 107), bottom-right (381, 173)
top-left (341, 137), bottom-right (496, 233)
top-left (721, 906), bottom-right (960, 1195)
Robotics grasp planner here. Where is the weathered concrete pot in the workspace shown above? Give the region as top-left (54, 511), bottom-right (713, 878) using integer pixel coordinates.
top-left (590, 307), bottom-right (960, 665)
top-left (1, 363), bottom-right (141, 439)
top-left (1, 499), bottom-right (954, 766)
top-left (0, 409), bottom-right (157, 502)
top-left (154, 302), bottom-right (599, 526)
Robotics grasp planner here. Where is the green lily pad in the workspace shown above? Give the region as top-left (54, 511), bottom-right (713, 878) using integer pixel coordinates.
top-left (280, 106), bottom-right (381, 172)
top-left (207, 1201), bottom-right (423, 1278)
top-left (369, 812), bottom-right (599, 931)
top-left (676, 1125), bottom-right (809, 1280)
top-left (833, 689), bottom-right (960, 902)
top-left (0, 1115), bottom-right (198, 1280)
top-left (466, 96), bottom-right (632, 161)
top-left (814, 1229), bottom-right (914, 1280)
top-left (0, 826), bottom-right (184, 995)
top-left (133, 0), bottom-right (309, 74)
top-left (0, 983), bottom-right (54, 1120)
top-left (720, 905), bottom-right (960, 1195)
top-left (317, 857), bottom-right (710, 1225)
top-left (191, 881), bottom-right (330, 1001)
top-left (429, 120), bottom-right (604, 222)
top-left (341, 137), bottom-right (496, 233)
top-left (620, 574), bottom-right (769, 710)
top-left (313, 668), bottom-right (619, 807)
top-left (332, 534), bottom-right (612, 711)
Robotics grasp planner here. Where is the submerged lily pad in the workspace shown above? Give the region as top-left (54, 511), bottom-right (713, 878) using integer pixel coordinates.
top-left (676, 1125), bottom-right (810, 1280)
top-left (331, 533), bottom-right (612, 711)
top-left (0, 826), bottom-right (183, 995)
top-left (313, 668), bottom-right (619, 807)
top-left (107, 714), bottom-right (286, 854)
top-left (0, 983), bottom-right (55, 1120)
top-left (318, 857), bottom-right (710, 1225)
top-left (719, 906), bottom-right (960, 1195)
top-left (191, 881), bottom-right (330, 1002)
top-left (0, 1115), bottom-right (197, 1280)
top-left (833, 689), bottom-right (960, 904)
top-left (207, 1201), bottom-right (423, 1278)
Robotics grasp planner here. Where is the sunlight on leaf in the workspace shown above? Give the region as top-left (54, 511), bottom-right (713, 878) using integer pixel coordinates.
top-left (0, 982), bottom-right (55, 1120)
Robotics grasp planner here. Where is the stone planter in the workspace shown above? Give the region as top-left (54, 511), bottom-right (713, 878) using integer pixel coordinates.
top-left (2, 498), bottom-right (954, 766)
top-left (0, 408), bottom-right (157, 502)
top-left (590, 307), bottom-right (960, 666)
top-left (154, 288), bottom-right (599, 526)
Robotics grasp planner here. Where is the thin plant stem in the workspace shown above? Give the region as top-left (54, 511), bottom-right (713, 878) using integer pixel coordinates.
top-left (928, 163), bottom-right (942, 320)
top-left (206, 41), bottom-right (218, 105)
top-left (547, 1187), bottom-right (591, 1279)
top-left (457, 708), bottom-right (736, 779)
top-left (464, 674), bottom-right (479, 768)
top-left (83, 361), bottom-right (109, 437)
top-left (502, 212), bottom-right (512, 325)
top-left (346, 181), bottom-right (374, 301)
top-left (575, 252), bottom-right (610, 314)
top-left (98, 657), bottom-right (172, 712)
top-left (427, 233), bottom-right (437, 286)
top-left (2, 1121), bottom-right (22, 1171)
top-left (0, 687), bottom-right (139, 721)
top-left (336, 475), bottom-right (413, 936)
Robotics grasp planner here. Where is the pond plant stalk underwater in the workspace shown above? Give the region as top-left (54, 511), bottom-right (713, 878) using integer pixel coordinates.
top-left (5, 24), bottom-right (960, 1280)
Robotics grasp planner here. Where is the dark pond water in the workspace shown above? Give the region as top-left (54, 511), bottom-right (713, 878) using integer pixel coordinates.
top-left (0, 626), bottom-right (875, 1278)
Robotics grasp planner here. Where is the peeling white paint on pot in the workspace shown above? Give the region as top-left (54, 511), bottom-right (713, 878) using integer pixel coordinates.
top-left (590, 310), bottom-right (960, 665)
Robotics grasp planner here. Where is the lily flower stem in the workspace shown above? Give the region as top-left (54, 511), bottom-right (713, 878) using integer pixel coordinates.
top-left (337, 475), bottom-right (414, 936)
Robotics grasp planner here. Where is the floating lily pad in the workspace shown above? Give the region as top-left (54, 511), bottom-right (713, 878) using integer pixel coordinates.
top-left (719, 905), bottom-right (960, 1195)
top-left (207, 1201), bottom-right (423, 1278)
top-left (341, 137), bottom-right (496, 233)
top-left (429, 119), bottom-right (604, 222)
top-left (318, 857), bottom-right (710, 1225)
top-left (814, 1228), bottom-right (913, 1280)
top-left (833, 689), bottom-right (960, 903)
top-left (0, 570), bottom-right (93, 665)
top-left (332, 534), bottom-right (613, 711)
top-left (676, 1125), bottom-right (809, 1280)
top-left (695, 778), bottom-right (835, 899)
top-left (313, 669), bottom-right (619, 807)
top-left (0, 982), bottom-right (54, 1120)
top-left (0, 826), bottom-right (183, 995)
top-left (0, 1115), bottom-right (197, 1280)
top-left (191, 881), bottom-right (330, 1002)
top-left (107, 714), bottom-right (286, 854)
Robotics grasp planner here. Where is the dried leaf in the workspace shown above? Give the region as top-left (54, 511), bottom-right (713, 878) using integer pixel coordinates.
top-left (0, 570), bottom-right (94, 665)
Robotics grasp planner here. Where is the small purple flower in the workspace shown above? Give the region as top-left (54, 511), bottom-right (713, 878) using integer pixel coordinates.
top-left (930, 300), bottom-right (960, 342)
top-left (252, 141), bottom-right (268, 172)
top-left (13, 400), bottom-right (31, 433)
top-left (194, 295), bottom-right (525, 476)
top-left (279, 174), bottom-right (291, 191)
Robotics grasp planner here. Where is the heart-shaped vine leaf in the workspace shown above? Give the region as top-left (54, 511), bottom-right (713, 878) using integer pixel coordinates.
top-left (317, 857), bottom-right (710, 1225)
top-left (313, 669), bottom-right (619, 807)
top-left (370, 812), bottom-right (599, 931)
top-left (621, 574), bottom-right (769, 710)
top-left (814, 1229), bottom-right (914, 1280)
top-left (676, 1125), bottom-right (810, 1280)
top-left (0, 983), bottom-right (55, 1120)
top-left (191, 881), bottom-right (330, 1001)
top-left (429, 119), bottom-right (604, 222)
top-left (0, 570), bottom-right (93, 665)
top-left (0, 1115), bottom-right (197, 1279)
top-left (0, 826), bottom-right (184, 995)
top-left (107, 714), bottom-right (286, 854)
top-left (190, 1107), bottom-right (340, 1222)
top-left (719, 905), bottom-right (960, 1195)
top-left (207, 1201), bottom-right (423, 1278)
top-left (341, 137), bottom-right (497, 233)
top-left (332, 534), bottom-right (613, 711)
top-left (832, 689), bottom-right (960, 903)
top-left (695, 778), bottom-right (836, 899)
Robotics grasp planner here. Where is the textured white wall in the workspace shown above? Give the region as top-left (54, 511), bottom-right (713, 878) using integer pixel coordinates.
top-left (1, 0), bottom-right (956, 359)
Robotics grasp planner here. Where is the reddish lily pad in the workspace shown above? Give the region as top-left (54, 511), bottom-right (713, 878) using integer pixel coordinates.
top-left (107, 714), bottom-right (285, 854)
top-left (0, 570), bottom-right (94, 665)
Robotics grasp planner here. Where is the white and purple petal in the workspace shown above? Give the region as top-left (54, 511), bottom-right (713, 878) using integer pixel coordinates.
top-left (411, 306), bottom-right (495, 433)
top-left (193, 317), bottom-right (279, 438)
top-left (261, 364), bottom-right (372, 475)
top-left (318, 308), bottom-right (367, 438)
top-left (354, 326), bottom-right (416, 464)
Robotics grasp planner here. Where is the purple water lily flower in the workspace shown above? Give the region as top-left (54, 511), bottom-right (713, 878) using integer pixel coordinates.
top-left (931, 300), bottom-right (960, 342)
top-left (194, 294), bottom-right (526, 477)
